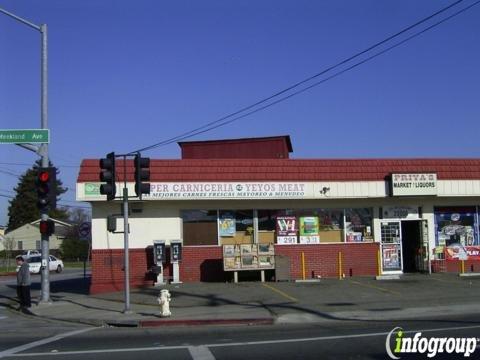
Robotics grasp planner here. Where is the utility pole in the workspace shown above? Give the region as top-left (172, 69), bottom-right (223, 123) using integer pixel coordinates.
top-left (0, 7), bottom-right (51, 303)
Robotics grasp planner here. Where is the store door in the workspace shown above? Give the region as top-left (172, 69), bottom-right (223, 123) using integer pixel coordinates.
top-left (380, 221), bottom-right (402, 272)
top-left (400, 220), bottom-right (430, 273)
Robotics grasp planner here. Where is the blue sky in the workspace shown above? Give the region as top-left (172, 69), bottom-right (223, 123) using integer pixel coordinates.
top-left (0, 0), bottom-right (479, 225)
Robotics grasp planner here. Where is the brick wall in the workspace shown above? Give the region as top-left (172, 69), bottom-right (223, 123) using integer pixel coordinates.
top-left (431, 259), bottom-right (479, 273)
top-left (274, 243), bottom-right (379, 279)
top-left (90, 243), bottom-right (379, 293)
top-left (180, 246), bottom-right (224, 282)
top-left (90, 249), bottom-right (156, 294)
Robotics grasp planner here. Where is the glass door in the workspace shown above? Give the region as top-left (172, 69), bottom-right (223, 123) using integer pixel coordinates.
top-left (380, 221), bottom-right (402, 272)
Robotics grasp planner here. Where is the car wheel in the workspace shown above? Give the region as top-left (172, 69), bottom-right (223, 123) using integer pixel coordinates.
top-left (56, 265), bottom-right (63, 273)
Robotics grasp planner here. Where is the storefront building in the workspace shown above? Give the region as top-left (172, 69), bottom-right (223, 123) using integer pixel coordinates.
top-left (77, 136), bottom-right (480, 293)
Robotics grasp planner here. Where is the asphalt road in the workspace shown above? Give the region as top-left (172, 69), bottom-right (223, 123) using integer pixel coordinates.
top-left (1, 270), bottom-right (480, 359)
top-left (0, 313), bottom-right (479, 359)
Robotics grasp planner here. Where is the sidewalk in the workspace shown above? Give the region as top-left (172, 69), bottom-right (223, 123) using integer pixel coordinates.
top-left (27, 273), bottom-right (480, 327)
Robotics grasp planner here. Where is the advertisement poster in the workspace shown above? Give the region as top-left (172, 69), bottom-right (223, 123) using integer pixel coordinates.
top-left (435, 207), bottom-right (478, 247)
top-left (445, 244), bottom-right (480, 260)
top-left (299, 217), bottom-right (319, 236)
top-left (276, 216), bottom-right (298, 244)
top-left (219, 213), bottom-right (236, 237)
top-left (382, 244), bottom-right (401, 270)
top-left (299, 217), bottom-right (320, 244)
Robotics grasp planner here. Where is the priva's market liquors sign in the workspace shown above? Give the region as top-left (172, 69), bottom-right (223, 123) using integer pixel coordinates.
top-left (145, 182), bottom-right (314, 200)
top-left (391, 173), bottom-right (437, 196)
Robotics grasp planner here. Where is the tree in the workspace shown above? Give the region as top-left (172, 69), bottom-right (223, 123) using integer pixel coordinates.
top-left (6, 160), bottom-right (68, 232)
top-left (3, 235), bottom-right (16, 271)
top-left (60, 208), bottom-right (91, 261)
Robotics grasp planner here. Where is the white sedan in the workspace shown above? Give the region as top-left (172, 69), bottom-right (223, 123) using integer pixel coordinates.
top-left (26, 255), bottom-right (64, 274)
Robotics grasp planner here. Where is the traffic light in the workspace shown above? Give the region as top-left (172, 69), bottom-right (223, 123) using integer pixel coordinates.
top-left (99, 152), bottom-right (116, 201)
top-left (134, 153), bottom-right (150, 199)
top-left (36, 167), bottom-right (56, 211)
top-left (39, 219), bottom-right (55, 236)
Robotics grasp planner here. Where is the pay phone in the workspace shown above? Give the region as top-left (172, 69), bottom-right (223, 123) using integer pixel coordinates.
top-left (153, 240), bottom-right (166, 264)
top-left (170, 240), bottom-right (183, 284)
top-left (152, 240), bottom-right (166, 286)
top-left (170, 241), bottom-right (182, 262)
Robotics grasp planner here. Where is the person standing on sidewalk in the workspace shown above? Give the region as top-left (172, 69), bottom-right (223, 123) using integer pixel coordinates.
top-left (16, 256), bottom-right (31, 309)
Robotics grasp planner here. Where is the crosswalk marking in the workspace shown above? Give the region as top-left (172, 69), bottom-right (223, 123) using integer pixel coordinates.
top-left (188, 346), bottom-right (216, 360)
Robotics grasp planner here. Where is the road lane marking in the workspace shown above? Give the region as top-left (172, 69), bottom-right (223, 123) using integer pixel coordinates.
top-left (262, 283), bottom-right (298, 302)
top-left (10, 324), bottom-right (480, 357)
top-left (0, 327), bottom-right (96, 359)
top-left (348, 279), bottom-right (401, 296)
top-left (188, 345), bottom-right (216, 360)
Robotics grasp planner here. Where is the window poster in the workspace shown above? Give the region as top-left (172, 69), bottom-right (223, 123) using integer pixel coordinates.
top-left (219, 212), bottom-right (236, 237)
top-left (276, 216), bottom-right (298, 244)
top-left (299, 217), bottom-right (320, 244)
top-left (434, 207), bottom-right (478, 247)
top-left (382, 244), bottom-right (401, 271)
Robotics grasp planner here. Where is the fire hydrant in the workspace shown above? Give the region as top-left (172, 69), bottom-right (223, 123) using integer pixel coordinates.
top-left (157, 289), bottom-right (171, 317)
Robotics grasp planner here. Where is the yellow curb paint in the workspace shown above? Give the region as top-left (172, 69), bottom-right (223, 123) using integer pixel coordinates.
top-left (377, 249), bottom-right (382, 276)
top-left (301, 252), bottom-right (306, 281)
top-left (262, 283), bottom-right (298, 303)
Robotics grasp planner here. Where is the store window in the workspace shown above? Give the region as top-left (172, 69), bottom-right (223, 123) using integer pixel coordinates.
top-left (291, 209), bottom-right (343, 243)
top-left (434, 207), bottom-right (478, 247)
top-left (181, 210), bottom-right (218, 246)
top-left (258, 209), bottom-right (287, 244)
top-left (219, 210), bottom-right (254, 245)
top-left (345, 208), bottom-right (374, 242)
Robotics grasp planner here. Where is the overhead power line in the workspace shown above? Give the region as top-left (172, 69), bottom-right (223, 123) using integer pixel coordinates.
top-left (162, 0), bottom-right (480, 146)
top-left (129, 0), bottom-right (476, 154)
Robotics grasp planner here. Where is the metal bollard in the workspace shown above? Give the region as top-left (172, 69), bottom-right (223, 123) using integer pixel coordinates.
top-left (157, 289), bottom-right (172, 317)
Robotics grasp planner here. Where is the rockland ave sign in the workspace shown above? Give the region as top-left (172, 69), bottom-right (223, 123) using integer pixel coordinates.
top-left (0, 129), bottom-right (50, 144)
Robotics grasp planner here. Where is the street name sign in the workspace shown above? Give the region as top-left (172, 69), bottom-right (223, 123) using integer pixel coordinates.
top-left (0, 129), bottom-right (50, 144)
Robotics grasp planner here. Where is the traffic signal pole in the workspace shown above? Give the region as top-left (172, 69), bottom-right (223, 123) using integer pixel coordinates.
top-left (40, 23), bottom-right (50, 304)
top-left (121, 155), bottom-right (131, 313)
top-left (0, 8), bottom-right (51, 303)
top-left (100, 152), bottom-right (150, 314)
top-left (122, 186), bottom-right (131, 313)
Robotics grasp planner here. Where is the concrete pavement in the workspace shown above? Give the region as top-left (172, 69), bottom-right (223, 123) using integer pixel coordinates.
top-left (17, 272), bottom-right (480, 327)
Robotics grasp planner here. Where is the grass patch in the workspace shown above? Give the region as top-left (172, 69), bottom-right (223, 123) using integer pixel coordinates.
top-left (63, 261), bottom-right (91, 269)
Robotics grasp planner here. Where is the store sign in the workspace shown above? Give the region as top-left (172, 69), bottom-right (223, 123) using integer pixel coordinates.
top-left (84, 183), bottom-right (101, 196)
top-left (145, 182), bottom-right (315, 200)
top-left (383, 206), bottom-right (419, 219)
top-left (391, 173), bottom-right (437, 196)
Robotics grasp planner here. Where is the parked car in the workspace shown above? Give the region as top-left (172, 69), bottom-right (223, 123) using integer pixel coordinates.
top-left (21, 250), bottom-right (41, 259)
top-left (23, 255), bottom-right (64, 274)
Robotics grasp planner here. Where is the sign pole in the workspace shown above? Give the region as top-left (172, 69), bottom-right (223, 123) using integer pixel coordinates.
top-left (39, 23), bottom-right (50, 304)
top-left (0, 7), bottom-right (51, 303)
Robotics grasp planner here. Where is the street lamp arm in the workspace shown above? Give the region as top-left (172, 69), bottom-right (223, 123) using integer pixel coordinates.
top-left (0, 7), bottom-right (41, 31)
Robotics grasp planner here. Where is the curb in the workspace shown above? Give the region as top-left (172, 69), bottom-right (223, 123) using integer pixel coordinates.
top-left (139, 317), bottom-right (274, 328)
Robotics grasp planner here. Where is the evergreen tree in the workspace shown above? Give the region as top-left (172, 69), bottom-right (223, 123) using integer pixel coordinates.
top-left (6, 161), bottom-right (68, 232)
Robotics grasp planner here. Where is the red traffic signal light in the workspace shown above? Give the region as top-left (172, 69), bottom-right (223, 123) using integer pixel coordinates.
top-left (36, 167), bottom-right (56, 211)
top-left (39, 219), bottom-right (55, 236)
top-left (38, 170), bottom-right (50, 183)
